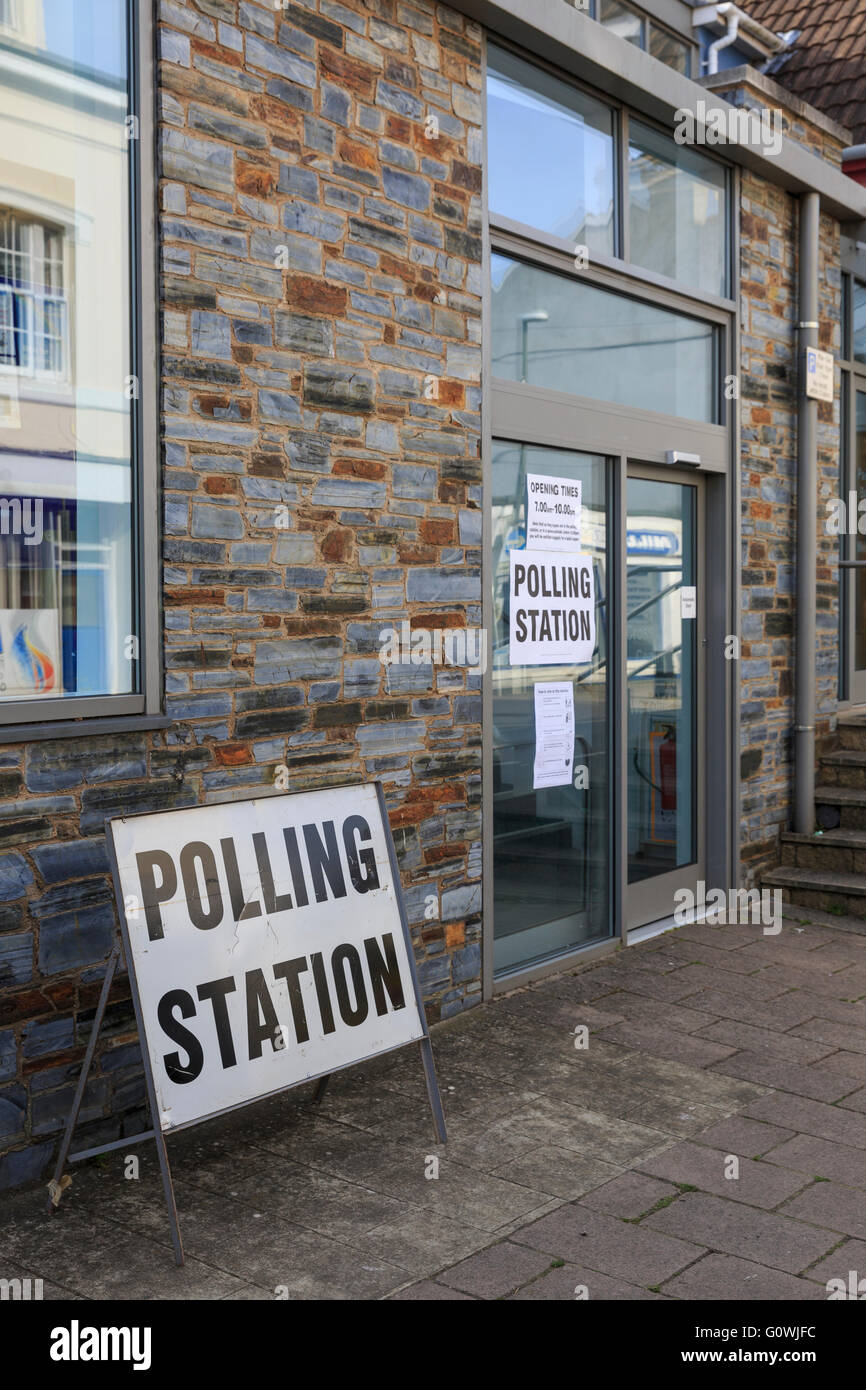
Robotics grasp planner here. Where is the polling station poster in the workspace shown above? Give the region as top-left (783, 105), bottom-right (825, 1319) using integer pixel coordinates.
top-left (107, 784), bottom-right (425, 1132)
top-left (509, 549), bottom-right (596, 665)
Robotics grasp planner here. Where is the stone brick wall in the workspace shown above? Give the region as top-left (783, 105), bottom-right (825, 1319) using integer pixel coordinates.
top-left (738, 171), bottom-right (842, 886)
top-left (0, 0), bottom-right (483, 1191)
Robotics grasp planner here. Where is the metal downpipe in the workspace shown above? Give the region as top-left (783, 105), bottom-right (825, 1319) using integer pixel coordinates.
top-left (795, 192), bottom-right (820, 834)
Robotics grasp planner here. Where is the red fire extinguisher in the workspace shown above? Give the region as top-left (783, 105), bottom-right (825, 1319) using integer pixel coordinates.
top-left (658, 727), bottom-right (677, 811)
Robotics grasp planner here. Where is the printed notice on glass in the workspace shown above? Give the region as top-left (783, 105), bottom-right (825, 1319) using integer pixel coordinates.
top-left (526, 474), bottom-right (581, 552)
top-left (533, 682), bottom-right (575, 790)
top-left (509, 550), bottom-right (595, 666)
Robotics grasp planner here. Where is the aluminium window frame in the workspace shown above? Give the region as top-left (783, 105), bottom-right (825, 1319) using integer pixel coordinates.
top-left (481, 26), bottom-right (738, 995)
top-left (0, 0), bottom-right (161, 732)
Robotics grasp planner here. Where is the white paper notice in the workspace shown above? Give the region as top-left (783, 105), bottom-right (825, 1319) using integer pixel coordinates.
top-left (509, 549), bottom-right (596, 666)
top-left (681, 586), bottom-right (696, 619)
top-left (526, 474), bottom-right (581, 552)
top-left (533, 682), bottom-right (575, 790)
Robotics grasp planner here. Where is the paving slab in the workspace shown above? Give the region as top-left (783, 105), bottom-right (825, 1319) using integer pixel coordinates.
top-left (636, 1140), bottom-right (810, 1209)
top-left (643, 1191), bottom-right (839, 1274)
top-left (779, 1182), bottom-right (866, 1240)
top-left (512, 1202), bottom-right (705, 1285)
top-left (741, 1092), bottom-right (866, 1148)
top-left (710, 1050), bottom-right (863, 1103)
top-left (690, 1115), bottom-right (797, 1156)
top-left (436, 1241), bottom-right (554, 1298)
top-left (763, 1132), bottom-right (866, 1189)
top-left (507, 1262), bottom-right (667, 1300)
top-left (579, 1171), bottom-right (679, 1219)
top-left (660, 1253), bottom-right (824, 1300)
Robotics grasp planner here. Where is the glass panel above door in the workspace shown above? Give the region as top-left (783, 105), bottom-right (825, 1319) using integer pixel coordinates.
top-left (486, 44), bottom-right (616, 256)
top-left (491, 254), bottom-right (719, 423)
top-left (491, 441), bottom-right (611, 974)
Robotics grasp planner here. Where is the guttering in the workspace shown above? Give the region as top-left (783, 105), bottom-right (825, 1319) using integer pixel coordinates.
top-left (706, 4), bottom-right (739, 75)
top-left (692, 3), bottom-right (790, 63)
top-left (795, 192), bottom-right (820, 835)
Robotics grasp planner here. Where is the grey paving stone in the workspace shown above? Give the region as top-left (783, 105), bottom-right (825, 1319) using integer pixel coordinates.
top-left (763, 1133), bottom-right (866, 1189)
top-left (661, 1253), bottom-right (824, 1300)
top-left (710, 1050), bottom-right (860, 1102)
top-left (812, 1051), bottom-right (866, 1081)
top-left (388, 1280), bottom-right (476, 1300)
top-left (839, 1085), bottom-right (866, 1113)
top-left (683, 987), bottom-right (827, 1033)
top-left (513, 1201), bottom-right (705, 1284)
top-left (637, 1140), bottom-right (809, 1209)
top-left (508, 1262), bottom-right (666, 1300)
top-left (666, 962), bottom-right (791, 1000)
top-left (490, 1145), bottom-right (620, 1200)
top-left (790, 1018), bottom-right (866, 1056)
top-left (692, 1116), bottom-right (796, 1156)
top-left (779, 1181), bottom-right (866, 1239)
top-left (355, 1207), bottom-right (489, 1277)
top-left (803, 1238), bottom-right (866, 1288)
top-left (580, 1171), bottom-right (679, 1219)
top-left (696, 1019), bottom-right (835, 1066)
top-left (643, 1191), bottom-right (839, 1274)
top-left (437, 1240), bottom-right (553, 1298)
top-left (596, 1021), bottom-right (738, 1069)
top-left (741, 1092), bottom-right (866, 1148)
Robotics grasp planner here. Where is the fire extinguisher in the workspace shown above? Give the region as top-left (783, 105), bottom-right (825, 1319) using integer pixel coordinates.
top-left (658, 727), bottom-right (677, 811)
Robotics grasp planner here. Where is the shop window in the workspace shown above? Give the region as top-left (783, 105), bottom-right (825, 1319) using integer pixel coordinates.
top-left (491, 253), bottom-right (719, 423)
top-left (0, 0), bottom-right (150, 717)
top-left (486, 44), bottom-right (615, 256)
top-left (628, 119), bottom-right (729, 298)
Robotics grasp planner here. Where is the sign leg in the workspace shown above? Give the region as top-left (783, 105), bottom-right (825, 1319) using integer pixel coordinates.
top-left (418, 1037), bottom-right (447, 1144)
top-left (312, 1074), bottom-right (331, 1105)
top-left (153, 1131), bottom-right (184, 1267)
top-left (47, 946), bottom-right (120, 1215)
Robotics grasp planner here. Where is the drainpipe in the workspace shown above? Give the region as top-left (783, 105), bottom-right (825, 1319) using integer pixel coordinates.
top-left (706, 4), bottom-right (740, 74)
top-left (795, 192), bottom-right (820, 834)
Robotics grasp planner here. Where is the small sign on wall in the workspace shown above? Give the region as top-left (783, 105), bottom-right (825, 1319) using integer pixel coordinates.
top-left (804, 347), bottom-right (834, 403)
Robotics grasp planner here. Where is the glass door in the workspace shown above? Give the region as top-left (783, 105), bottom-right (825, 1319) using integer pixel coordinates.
top-left (626, 466), bottom-right (705, 928)
top-left (491, 441), bottom-right (612, 975)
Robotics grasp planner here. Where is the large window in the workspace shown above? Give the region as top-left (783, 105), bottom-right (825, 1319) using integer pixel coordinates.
top-left (491, 254), bottom-right (719, 423)
top-left (0, 0), bottom-right (151, 718)
top-left (597, 0), bottom-right (692, 75)
top-left (486, 45), bottom-right (615, 256)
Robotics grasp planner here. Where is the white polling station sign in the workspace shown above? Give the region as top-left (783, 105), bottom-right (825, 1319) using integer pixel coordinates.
top-left (107, 783), bottom-right (427, 1132)
top-left (509, 548), bottom-right (596, 666)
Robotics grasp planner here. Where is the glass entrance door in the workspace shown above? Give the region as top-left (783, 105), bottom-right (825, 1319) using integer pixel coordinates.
top-left (626, 467), bottom-right (704, 927)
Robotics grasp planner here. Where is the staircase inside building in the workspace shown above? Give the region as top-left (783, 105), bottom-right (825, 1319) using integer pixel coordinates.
top-left (763, 712), bottom-right (866, 918)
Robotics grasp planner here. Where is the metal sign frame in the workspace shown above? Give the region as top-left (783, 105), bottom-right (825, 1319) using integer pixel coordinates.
top-left (48, 782), bottom-right (447, 1266)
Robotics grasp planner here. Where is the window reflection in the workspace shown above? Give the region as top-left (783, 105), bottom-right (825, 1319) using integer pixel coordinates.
top-left (486, 44), bottom-right (615, 255)
top-left (854, 280), bottom-right (866, 367)
top-left (0, 0), bottom-right (135, 705)
top-left (491, 254), bottom-right (718, 423)
top-left (629, 119), bottom-right (729, 298)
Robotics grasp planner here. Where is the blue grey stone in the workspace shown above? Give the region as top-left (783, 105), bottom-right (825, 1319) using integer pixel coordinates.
top-left (312, 477), bottom-right (386, 509)
top-left (22, 1015), bottom-right (74, 1059)
top-left (0, 1029), bottom-right (15, 1082)
top-left (254, 637), bottom-right (342, 683)
top-left (375, 79), bottom-right (423, 119)
top-left (393, 463), bottom-right (437, 500)
top-left (442, 882), bottom-right (482, 923)
top-left (0, 853), bottom-right (33, 903)
top-left (38, 906), bottom-right (115, 975)
top-left (191, 310), bottom-right (232, 360)
top-left (321, 82), bottom-right (350, 125)
top-left (0, 1086), bottom-right (25, 1141)
top-left (192, 503), bottom-right (245, 540)
top-left (407, 568), bottom-right (481, 602)
top-left (259, 389), bottom-right (302, 423)
top-left (160, 129), bottom-right (234, 194)
top-left (0, 1141), bottom-right (53, 1190)
top-left (459, 509), bottom-right (482, 545)
top-left (383, 166), bottom-right (430, 211)
top-left (246, 33), bottom-right (315, 86)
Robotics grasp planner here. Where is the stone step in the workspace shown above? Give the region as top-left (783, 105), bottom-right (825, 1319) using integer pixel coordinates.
top-left (762, 865), bottom-right (866, 920)
top-left (819, 749), bottom-right (866, 789)
top-left (813, 784), bottom-right (866, 831)
top-left (838, 716), bottom-right (866, 752)
top-left (780, 828), bottom-right (866, 872)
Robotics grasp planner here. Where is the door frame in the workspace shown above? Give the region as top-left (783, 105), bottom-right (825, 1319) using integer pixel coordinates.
top-left (624, 462), bottom-right (707, 930)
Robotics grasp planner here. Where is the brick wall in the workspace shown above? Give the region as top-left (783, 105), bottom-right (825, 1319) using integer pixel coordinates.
top-left (0, 0), bottom-right (484, 1190)
top-left (738, 160), bottom-right (842, 885)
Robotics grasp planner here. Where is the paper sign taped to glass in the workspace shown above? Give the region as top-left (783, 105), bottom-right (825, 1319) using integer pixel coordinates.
top-left (525, 472), bottom-right (582, 551)
top-left (0, 610), bottom-right (60, 698)
top-left (508, 548), bottom-right (595, 665)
